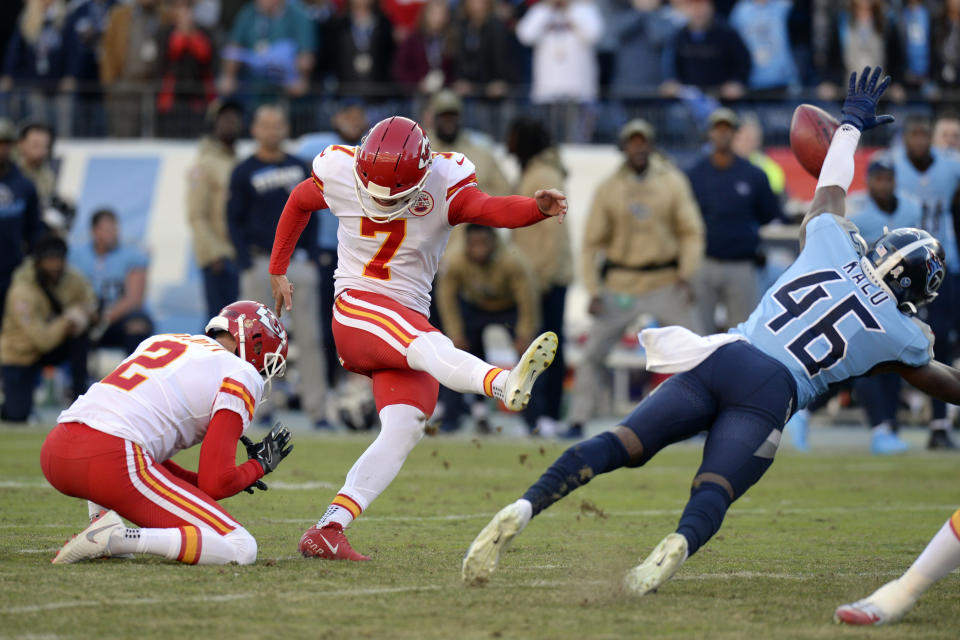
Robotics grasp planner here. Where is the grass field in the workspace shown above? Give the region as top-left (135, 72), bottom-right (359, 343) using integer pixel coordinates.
top-left (2, 425), bottom-right (959, 639)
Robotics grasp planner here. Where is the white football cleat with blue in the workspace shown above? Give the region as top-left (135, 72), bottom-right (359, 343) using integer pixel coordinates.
top-left (624, 533), bottom-right (689, 596)
top-left (462, 500), bottom-right (532, 585)
top-left (52, 509), bottom-right (124, 564)
top-left (834, 580), bottom-right (917, 625)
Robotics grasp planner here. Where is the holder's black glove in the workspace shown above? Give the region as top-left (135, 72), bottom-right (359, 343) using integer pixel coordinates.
top-left (243, 479), bottom-right (268, 494)
top-left (841, 65), bottom-right (894, 131)
top-left (240, 423), bottom-right (293, 475)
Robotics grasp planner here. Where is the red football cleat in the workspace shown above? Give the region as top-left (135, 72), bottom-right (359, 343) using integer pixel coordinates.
top-left (299, 523), bottom-right (370, 561)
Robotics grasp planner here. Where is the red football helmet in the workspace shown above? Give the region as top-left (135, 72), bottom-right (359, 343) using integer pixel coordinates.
top-left (205, 301), bottom-right (288, 386)
top-left (354, 116), bottom-right (432, 222)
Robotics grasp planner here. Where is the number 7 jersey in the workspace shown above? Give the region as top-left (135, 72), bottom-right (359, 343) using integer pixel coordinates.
top-left (732, 214), bottom-right (933, 409)
top-left (58, 334), bottom-right (264, 463)
top-left (312, 144), bottom-right (478, 316)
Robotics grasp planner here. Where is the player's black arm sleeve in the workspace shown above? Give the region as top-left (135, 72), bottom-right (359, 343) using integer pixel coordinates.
top-left (881, 360), bottom-right (960, 406)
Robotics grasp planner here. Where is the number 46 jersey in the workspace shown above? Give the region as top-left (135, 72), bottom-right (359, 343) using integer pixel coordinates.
top-left (732, 214), bottom-right (933, 409)
top-left (58, 334), bottom-right (264, 463)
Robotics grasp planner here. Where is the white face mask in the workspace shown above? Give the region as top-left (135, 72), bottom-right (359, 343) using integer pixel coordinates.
top-left (353, 166), bottom-right (431, 223)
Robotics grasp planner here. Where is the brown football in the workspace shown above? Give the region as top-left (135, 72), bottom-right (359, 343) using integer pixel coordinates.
top-left (790, 104), bottom-right (840, 178)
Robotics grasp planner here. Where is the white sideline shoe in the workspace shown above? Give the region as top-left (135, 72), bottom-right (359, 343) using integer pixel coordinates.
top-left (624, 533), bottom-right (689, 596)
top-left (834, 580), bottom-right (917, 625)
top-left (462, 501), bottom-right (531, 585)
top-left (52, 509), bottom-right (124, 564)
top-left (502, 332), bottom-right (558, 411)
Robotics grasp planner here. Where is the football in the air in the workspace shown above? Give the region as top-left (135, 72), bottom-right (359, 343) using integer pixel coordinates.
top-left (790, 104), bottom-right (840, 177)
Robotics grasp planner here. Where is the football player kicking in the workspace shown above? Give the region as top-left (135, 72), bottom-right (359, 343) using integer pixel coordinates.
top-left (463, 66), bottom-right (960, 595)
top-left (835, 508), bottom-right (960, 625)
top-left (42, 301), bottom-right (293, 565)
top-left (269, 116), bottom-right (565, 560)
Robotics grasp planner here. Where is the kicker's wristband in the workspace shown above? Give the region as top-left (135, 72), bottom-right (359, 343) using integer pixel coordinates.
top-left (815, 124), bottom-right (862, 193)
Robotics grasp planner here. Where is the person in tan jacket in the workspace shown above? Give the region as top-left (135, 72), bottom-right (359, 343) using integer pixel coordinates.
top-left (564, 119), bottom-right (705, 439)
top-left (100, 0), bottom-right (168, 137)
top-left (436, 224), bottom-right (539, 433)
top-left (507, 116), bottom-right (571, 436)
top-left (1, 235), bottom-right (95, 422)
top-left (187, 99), bottom-right (243, 318)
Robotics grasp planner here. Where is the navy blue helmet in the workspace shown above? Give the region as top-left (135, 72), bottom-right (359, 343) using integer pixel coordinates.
top-left (865, 227), bottom-right (946, 315)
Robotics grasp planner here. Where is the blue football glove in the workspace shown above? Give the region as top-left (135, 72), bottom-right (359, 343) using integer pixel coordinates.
top-left (841, 66), bottom-right (895, 131)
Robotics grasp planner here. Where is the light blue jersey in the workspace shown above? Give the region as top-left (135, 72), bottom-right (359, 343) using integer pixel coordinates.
top-left (893, 148), bottom-right (960, 273)
top-left (847, 191), bottom-right (922, 244)
top-left (732, 215), bottom-right (933, 408)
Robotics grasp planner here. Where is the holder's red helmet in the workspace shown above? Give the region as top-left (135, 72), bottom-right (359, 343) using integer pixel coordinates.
top-left (354, 116), bottom-right (432, 222)
top-left (205, 301), bottom-right (288, 384)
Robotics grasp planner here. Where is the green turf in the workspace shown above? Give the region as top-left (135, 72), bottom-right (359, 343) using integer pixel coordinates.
top-left (1, 426), bottom-right (958, 639)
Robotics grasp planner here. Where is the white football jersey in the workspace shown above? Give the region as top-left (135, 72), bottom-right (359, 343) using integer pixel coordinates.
top-left (312, 145), bottom-right (478, 316)
top-left (58, 334), bottom-right (264, 463)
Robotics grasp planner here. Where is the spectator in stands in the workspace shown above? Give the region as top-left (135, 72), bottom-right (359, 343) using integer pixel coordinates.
top-left (324, 0), bottom-right (394, 97)
top-left (0, 2), bottom-right (25, 74)
top-left (894, 114), bottom-right (960, 450)
top-left (0, 0), bottom-right (69, 130)
top-left (100, 0), bottom-right (167, 137)
top-left (934, 113), bottom-right (960, 153)
top-left (609, 0), bottom-right (679, 98)
top-left (820, 1), bottom-right (904, 101)
top-left (381, 0), bottom-right (427, 42)
top-left (0, 118), bottom-right (43, 321)
top-left (392, 0), bottom-right (453, 95)
top-left (729, 0), bottom-right (798, 94)
top-left (516, 0), bottom-right (604, 106)
top-left (934, 0), bottom-right (960, 91)
top-left (187, 99), bottom-right (242, 319)
top-left (15, 121), bottom-right (55, 213)
top-left (847, 155), bottom-right (922, 455)
top-left (70, 208), bottom-right (152, 355)
top-left (449, 0), bottom-right (512, 98)
top-left (436, 224), bottom-right (539, 433)
top-left (507, 116), bottom-right (571, 437)
top-left (427, 90), bottom-right (510, 196)
top-left (661, 0), bottom-right (751, 101)
top-left (60, 0), bottom-right (116, 136)
top-left (899, 0), bottom-right (933, 95)
top-left (227, 105), bottom-right (328, 427)
top-left (0, 234), bottom-right (93, 422)
top-left (220, 0), bottom-right (315, 99)
top-left (564, 119), bottom-right (704, 439)
top-left (687, 108), bottom-right (781, 333)
top-left (732, 113), bottom-right (786, 196)
top-left (156, 0), bottom-right (215, 138)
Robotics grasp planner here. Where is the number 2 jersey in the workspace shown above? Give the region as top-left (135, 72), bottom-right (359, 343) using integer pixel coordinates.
top-left (269, 145), bottom-right (548, 318)
top-left (732, 215), bottom-right (933, 409)
top-left (58, 334), bottom-right (264, 463)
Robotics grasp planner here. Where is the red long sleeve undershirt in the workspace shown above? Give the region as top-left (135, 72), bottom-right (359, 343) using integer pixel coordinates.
top-left (160, 410), bottom-right (264, 500)
top-left (268, 179), bottom-right (548, 275)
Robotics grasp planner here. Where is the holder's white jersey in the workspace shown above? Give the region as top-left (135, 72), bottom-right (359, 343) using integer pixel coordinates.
top-left (312, 145), bottom-right (478, 316)
top-left (58, 334), bottom-right (263, 463)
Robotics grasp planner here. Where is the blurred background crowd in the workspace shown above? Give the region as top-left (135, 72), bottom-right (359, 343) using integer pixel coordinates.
top-left (1, 0), bottom-right (959, 143)
top-left (1, 0), bottom-right (959, 456)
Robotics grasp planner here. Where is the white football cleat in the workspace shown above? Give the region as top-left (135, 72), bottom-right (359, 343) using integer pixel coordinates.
top-left (834, 580), bottom-right (918, 626)
top-left (52, 509), bottom-right (124, 564)
top-left (462, 501), bottom-right (532, 585)
top-left (624, 533), bottom-right (689, 596)
top-left (502, 331), bottom-right (558, 411)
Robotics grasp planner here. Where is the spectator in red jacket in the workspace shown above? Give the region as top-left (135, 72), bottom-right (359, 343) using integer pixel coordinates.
top-left (157, 0), bottom-right (215, 137)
